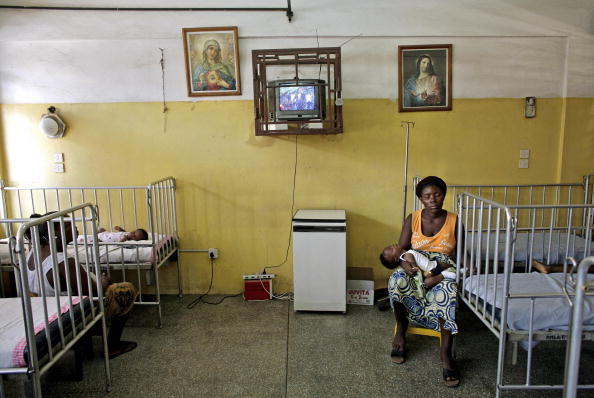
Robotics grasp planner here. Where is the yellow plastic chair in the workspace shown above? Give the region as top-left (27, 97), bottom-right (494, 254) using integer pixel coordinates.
top-left (394, 323), bottom-right (442, 345)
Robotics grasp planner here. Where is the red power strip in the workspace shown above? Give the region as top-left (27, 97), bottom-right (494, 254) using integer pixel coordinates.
top-left (243, 279), bottom-right (272, 301)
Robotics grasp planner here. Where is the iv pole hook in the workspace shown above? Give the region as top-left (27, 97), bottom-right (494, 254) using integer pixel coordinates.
top-left (401, 121), bottom-right (415, 224)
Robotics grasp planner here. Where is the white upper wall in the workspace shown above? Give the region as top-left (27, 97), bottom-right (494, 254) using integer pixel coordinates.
top-left (0, 0), bottom-right (592, 103)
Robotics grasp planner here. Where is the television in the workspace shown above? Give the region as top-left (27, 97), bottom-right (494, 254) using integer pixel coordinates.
top-left (269, 79), bottom-right (326, 121)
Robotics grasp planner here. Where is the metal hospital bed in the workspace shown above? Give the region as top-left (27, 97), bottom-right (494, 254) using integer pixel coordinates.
top-left (456, 191), bottom-right (594, 397)
top-left (564, 256), bottom-right (594, 398)
top-left (0, 205), bottom-right (111, 398)
top-left (413, 174), bottom-right (594, 216)
top-left (0, 177), bottom-right (182, 328)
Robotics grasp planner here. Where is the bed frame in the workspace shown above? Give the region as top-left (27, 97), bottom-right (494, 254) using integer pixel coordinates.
top-left (0, 205), bottom-right (111, 397)
top-left (413, 174), bottom-right (594, 215)
top-left (455, 191), bottom-right (594, 396)
top-left (564, 256), bottom-right (594, 398)
top-left (0, 177), bottom-right (181, 328)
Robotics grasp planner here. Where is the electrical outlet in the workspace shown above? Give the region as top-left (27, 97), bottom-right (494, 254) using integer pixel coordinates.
top-left (53, 152), bottom-right (64, 162)
top-left (53, 163), bottom-right (65, 173)
top-left (208, 248), bottom-right (219, 259)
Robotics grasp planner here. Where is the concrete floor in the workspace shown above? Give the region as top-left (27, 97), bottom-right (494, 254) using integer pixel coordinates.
top-left (4, 295), bottom-right (594, 397)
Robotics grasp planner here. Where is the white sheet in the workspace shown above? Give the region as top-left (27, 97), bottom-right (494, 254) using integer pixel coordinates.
top-left (68, 235), bottom-right (175, 265)
top-left (464, 272), bottom-right (594, 332)
top-left (474, 232), bottom-right (592, 264)
top-left (0, 238), bottom-right (13, 265)
top-left (68, 243), bottom-right (153, 264)
top-left (0, 296), bottom-right (79, 368)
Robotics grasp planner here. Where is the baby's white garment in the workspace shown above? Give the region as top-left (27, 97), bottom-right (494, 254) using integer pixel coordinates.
top-left (400, 249), bottom-right (436, 271)
top-left (97, 231), bottom-right (127, 243)
top-left (77, 231), bottom-right (127, 243)
top-left (400, 249), bottom-right (456, 280)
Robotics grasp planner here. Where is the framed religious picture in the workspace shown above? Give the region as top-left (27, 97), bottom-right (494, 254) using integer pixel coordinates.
top-left (182, 26), bottom-right (241, 97)
top-left (398, 44), bottom-right (452, 112)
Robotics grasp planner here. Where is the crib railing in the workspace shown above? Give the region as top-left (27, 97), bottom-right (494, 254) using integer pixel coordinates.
top-left (456, 192), bottom-right (594, 397)
top-left (564, 256), bottom-right (594, 398)
top-left (0, 177), bottom-right (181, 328)
top-left (412, 176), bottom-right (591, 211)
top-left (0, 205), bottom-right (111, 397)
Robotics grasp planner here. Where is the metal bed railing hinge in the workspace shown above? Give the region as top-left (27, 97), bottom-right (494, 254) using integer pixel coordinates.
top-left (563, 257), bottom-right (578, 306)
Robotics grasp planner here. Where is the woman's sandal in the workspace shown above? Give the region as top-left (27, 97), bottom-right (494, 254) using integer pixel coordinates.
top-left (109, 341), bottom-right (137, 360)
top-left (390, 348), bottom-right (406, 364)
top-left (442, 367), bottom-right (460, 388)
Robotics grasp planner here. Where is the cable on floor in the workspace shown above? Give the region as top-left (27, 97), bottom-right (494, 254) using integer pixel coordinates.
top-left (186, 258), bottom-right (242, 308)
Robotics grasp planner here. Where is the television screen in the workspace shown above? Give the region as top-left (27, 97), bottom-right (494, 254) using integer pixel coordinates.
top-left (278, 86), bottom-right (317, 111)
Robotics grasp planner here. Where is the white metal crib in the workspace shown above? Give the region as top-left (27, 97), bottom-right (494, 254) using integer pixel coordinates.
top-left (0, 177), bottom-right (181, 328)
top-left (0, 205), bottom-right (111, 397)
top-left (456, 191), bottom-right (594, 396)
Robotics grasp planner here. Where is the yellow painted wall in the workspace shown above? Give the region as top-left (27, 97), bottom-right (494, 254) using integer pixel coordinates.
top-left (560, 98), bottom-right (594, 182)
top-left (0, 98), bottom-right (591, 294)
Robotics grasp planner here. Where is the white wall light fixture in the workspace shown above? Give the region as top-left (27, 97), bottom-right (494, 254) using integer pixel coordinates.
top-left (39, 106), bottom-right (66, 138)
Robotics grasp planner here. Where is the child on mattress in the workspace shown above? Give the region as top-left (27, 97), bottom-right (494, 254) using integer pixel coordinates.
top-left (77, 226), bottom-right (148, 244)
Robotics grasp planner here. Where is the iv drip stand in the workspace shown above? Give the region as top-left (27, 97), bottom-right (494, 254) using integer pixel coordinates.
top-left (401, 121), bottom-right (415, 224)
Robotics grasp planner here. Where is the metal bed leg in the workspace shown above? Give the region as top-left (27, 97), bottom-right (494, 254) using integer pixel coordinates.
top-left (154, 268), bottom-right (162, 329)
top-left (23, 374), bottom-right (40, 398)
top-left (100, 315), bottom-right (112, 393)
top-left (512, 341), bottom-right (518, 365)
top-left (176, 250), bottom-right (183, 299)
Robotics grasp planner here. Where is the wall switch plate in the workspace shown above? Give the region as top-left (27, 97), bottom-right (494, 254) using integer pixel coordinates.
top-left (53, 153), bottom-right (64, 162)
top-left (53, 163), bottom-right (65, 173)
top-left (519, 149), bottom-right (530, 159)
top-left (519, 159), bottom-right (529, 169)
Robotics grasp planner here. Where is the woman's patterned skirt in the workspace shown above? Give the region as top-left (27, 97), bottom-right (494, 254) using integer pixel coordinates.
top-left (387, 251), bottom-right (458, 334)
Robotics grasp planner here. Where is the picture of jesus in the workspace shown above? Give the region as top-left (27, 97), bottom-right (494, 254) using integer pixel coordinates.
top-left (398, 45), bottom-right (452, 112)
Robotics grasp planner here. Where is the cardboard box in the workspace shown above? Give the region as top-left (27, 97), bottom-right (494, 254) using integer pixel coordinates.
top-left (346, 267), bottom-right (374, 305)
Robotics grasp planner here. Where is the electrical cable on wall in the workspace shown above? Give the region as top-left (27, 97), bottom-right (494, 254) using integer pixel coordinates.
top-left (338, 33), bottom-right (362, 48)
top-left (263, 134), bottom-right (298, 274)
top-left (159, 48), bottom-right (169, 134)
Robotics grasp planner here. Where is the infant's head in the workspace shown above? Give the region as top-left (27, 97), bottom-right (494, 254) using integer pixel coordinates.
top-left (380, 245), bottom-right (403, 268)
top-left (128, 228), bottom-right (148, 241)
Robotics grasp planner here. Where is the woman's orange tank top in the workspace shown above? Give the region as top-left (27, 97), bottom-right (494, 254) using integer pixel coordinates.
top-left (410, 209), bottom-right (457, 255)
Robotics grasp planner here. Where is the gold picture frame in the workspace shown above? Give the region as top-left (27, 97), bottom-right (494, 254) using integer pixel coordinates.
top-left (182, 26), bottom-right (241, 97)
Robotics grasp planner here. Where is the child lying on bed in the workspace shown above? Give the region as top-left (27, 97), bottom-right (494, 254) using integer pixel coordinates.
top-left (77, 226), bottom-right (148, 244)
top-left (532, 259), bottom-right (594, 274)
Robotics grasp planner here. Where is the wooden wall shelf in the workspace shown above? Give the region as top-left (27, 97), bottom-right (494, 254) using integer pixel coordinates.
top-left (252, 47), bottom-right (343, 136)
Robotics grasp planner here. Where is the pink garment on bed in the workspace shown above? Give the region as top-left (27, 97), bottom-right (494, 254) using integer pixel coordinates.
top-left (12, 296), bottom-right (81, 367)
top-left (150, 235), bottom-right (175, 264)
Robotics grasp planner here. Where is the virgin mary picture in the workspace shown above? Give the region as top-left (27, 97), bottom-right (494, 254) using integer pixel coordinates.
top-left (182, 27), bottom-right (241, 97)
top-left (398, 45), bottom-right (452, 112)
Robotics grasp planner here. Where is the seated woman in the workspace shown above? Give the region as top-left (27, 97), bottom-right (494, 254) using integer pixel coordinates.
top-left (25, 212), bottom-right (138, 359)
top-left (380, 176), bottom-right (461, 387)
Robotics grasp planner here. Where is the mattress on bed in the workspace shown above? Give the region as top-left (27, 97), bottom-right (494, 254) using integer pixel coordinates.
top-left (0, 296), bottom-right (92, 368)
top-left (463, 272), bottom-right (594, 332)
top-left (472, 231), bottom-right (592, 264)
top-left (0, 238), bottom-right (14, 265)
top-left (69, 234), bottom-right (175, 264)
